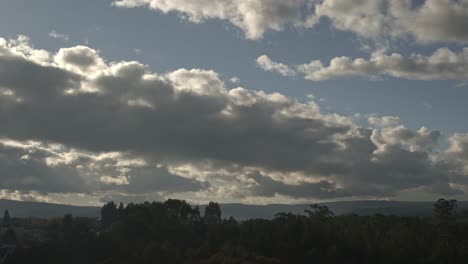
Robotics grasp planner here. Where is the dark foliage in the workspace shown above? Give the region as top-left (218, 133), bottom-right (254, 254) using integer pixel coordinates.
top-left (3, 199), bottom-right (468, 263)
top-left (2, 210), bottom-right (11, 226)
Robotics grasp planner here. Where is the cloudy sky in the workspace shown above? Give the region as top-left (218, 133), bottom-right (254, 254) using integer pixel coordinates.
top-left (1, 0), bottom-right (468, 206)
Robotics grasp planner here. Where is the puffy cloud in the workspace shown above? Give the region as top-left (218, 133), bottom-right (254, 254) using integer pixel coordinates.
top-left (311, 0), bottom-right (468, 44)
top-left (310, 0), bottom-right (468, 44)
top-left (368, 115), bottom-right (400, 128)
top-left (448, 133), bottom-right (468, 161)
top-left (113, 0), bottom-right (314, 39)
top-left (0, 36), bottom-right (467, 204)
top-left (447, 133), bottom-right (468, 175)
top-left (54, 46), bottom-right (106, 74)
top-left (256, 55), bottom-right (296, 77)
top-left (388, 0), bottom-right (468, 44)
top-left (313, 0), bottom-right (386, 39)
top-left (112, 0), bottom-right (468, 44)
top-left (113, 0), bottom-right (229, 22)
top-left (167, 68), bottom-right (226, 95)
top-left (370, 126), bottom-right (441, 152)
top-left (0, 35), bottom-right (50, 65)
top-left (259, 48), bottom-right (468, 81)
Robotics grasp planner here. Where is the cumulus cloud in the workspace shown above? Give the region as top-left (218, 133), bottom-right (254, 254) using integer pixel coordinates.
top-left (448, 133), bottom-right (468, 161)
top-left (370, 126), bottom-right (441, 152)
top-left (447, 133), bottom-right (468, 175)
top-left (1, 35), bottom-right (467, 204)
top-left (368, 115), bottom-right (400, 128)
top-left (256, 55), bottom-right (296, 77)
top-left (258, 48), bottom-right (468, 81)
top-left (112, 0), bottom-right (314, 40)
top-left (112, 0), bottom-right (468, 44)
top-left (388, 0), bottom-right (468, 44)
top-left (54, 46), bottom-right (106, 74)
top-left (314, 0), bottom-right (386, 39)
top-left (310, 0), bottom-right (468, 44)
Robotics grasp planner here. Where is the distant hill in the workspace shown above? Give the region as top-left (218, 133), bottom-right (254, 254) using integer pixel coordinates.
top-left (218, 201), bottom-right (468, 220)
top-left (0, 199), bottom-right (100, 218)
top-left (1, 199), bottom-right (468, 220)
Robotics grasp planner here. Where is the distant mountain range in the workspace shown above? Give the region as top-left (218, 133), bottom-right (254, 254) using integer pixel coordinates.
top-left (1, 199), bottom-right (467, 220)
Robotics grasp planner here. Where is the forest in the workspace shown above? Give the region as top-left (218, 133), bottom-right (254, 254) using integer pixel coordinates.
top-left (1, 198), bottom-right (467, 264)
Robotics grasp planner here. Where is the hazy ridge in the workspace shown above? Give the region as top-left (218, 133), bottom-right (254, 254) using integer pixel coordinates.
top-left (2, 199), bottom-right (468, 220)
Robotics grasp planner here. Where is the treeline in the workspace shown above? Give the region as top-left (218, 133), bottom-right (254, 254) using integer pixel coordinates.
top-left (4, 198), bottom-right (468, 263)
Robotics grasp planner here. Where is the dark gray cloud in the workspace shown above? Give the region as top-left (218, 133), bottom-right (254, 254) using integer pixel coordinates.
top-left (244, 172), bottom-right (352, 199)
top-left (0, 141), bottom-right (87, 194)
top-left (0, 36), bottom-right (467, 203)
top-left (0, 138), bottom-right (207, 198)
top-left (0, 48), bottom-right (350, 173)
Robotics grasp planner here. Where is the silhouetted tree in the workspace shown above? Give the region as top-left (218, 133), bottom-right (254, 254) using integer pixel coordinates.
top-left (101, 202), bottom-right (118, 227)
top-left (433, 198), bottom-right (457, 225)
top-left (190, 205), bottom-right (202, 223)
top-left (3, 209), bottom-right (11, 227)
top-left (204, 202), bottom-right (221, 225)
top-left (63, 213), bottom-right (73, 226)
top-left (305, 204), bottom-right (334, 219)
top-left (433, 198), bottom-right (459, 263)
top-left (7, 198), bottom-right (468, 264)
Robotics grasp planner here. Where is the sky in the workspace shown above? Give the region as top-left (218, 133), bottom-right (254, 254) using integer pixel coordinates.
top-left (1, 0), bottom-right (468, 206)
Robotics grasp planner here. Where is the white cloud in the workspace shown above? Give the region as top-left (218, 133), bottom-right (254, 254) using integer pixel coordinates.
top-left (371, 126), bottom-right (441, 152)
top-left (388, 0), bottom-right (468, 44)
top-left (54, 46), bottom-right (106, 75)
top-left (311, 0), bottom-right (468, 44)
top-left (100, 175), bottom-right (130, 185)
top-left (259, 47), bottom-right (468, 81)
top-left (368, 115), bottom-right (400, 128)
top-left (48, 30), bottom-right (70, 42)
top-left (166, 68), bottom-right (226, 95)
top-left (113, 0), bottom-right (314, 40)
top-left (112, 0), bottom-right (468, 44)
top-left (447, 133), bottom-right (468, 175)
top-left (0, 190), bottom-right (55, 203)
top-left (229, 77), bottom-right (240, 84)
top-left (314, 0), bottom-right (385, 39)
top-left (256, 55), bottom-right (296, 77)
top-left (0, 35), bottom-right (50, 65)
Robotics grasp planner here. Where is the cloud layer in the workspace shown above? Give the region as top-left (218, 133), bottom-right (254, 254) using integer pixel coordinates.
top-left (112, 0), bottom-right (468, 44)
top-left (1, 36), bottom-right (468, 205)
top-left (113, 0), bottom-right (312, 40)
top-left (257, 47), bottom-right (468, 81)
